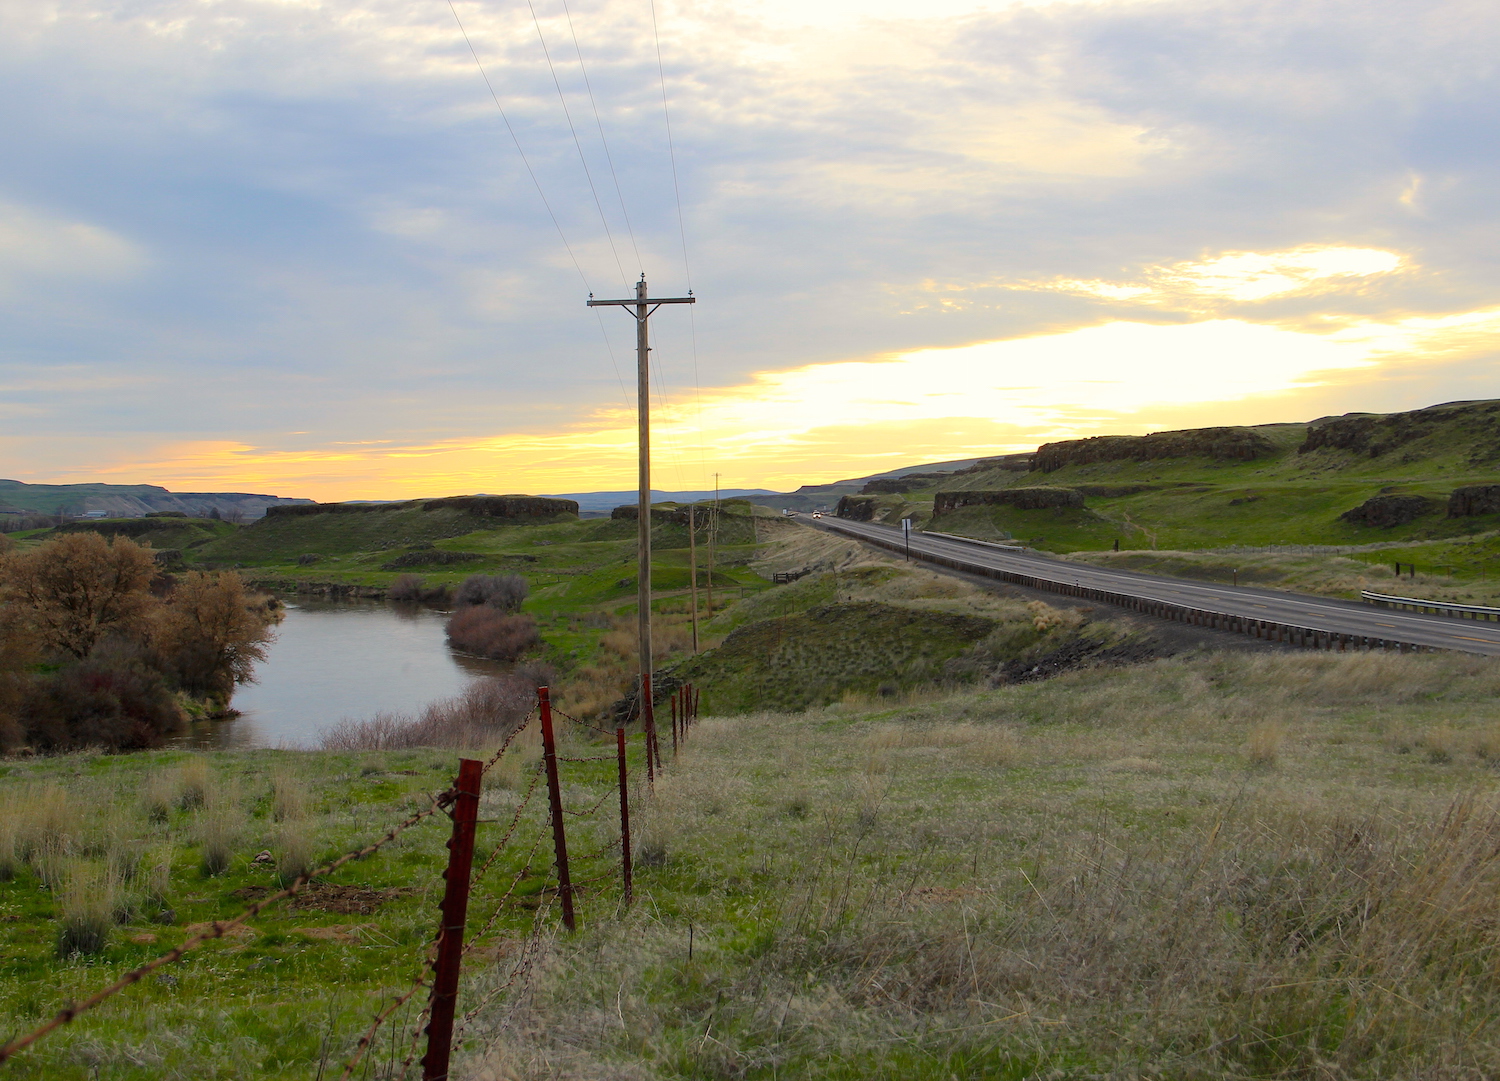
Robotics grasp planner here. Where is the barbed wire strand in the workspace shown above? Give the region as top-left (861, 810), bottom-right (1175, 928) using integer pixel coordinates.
top-left (471, 762), bottom-right (547, 884)
top-left (0, 788), bottom-right (456, 1064)
top-left (455, 892), bottom-right (558, 1039)
top-left (479, 709), bottom-right (537, 776)
top-left (464, 829), bottom-right (548, 954)
top-left (337, 971), bottom-right (431, 1081)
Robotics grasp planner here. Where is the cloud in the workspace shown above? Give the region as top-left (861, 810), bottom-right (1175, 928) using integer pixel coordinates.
top-left (0, 200), bottom-right (143, 297)
top-left (2, 0), bottom-right (1500, 494)
top-left (1012, 245), bottom-right (1405, 306)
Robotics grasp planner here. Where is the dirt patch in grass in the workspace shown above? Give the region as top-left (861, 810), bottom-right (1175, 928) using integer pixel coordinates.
top-left (231, 883), bottom-right (420, 915)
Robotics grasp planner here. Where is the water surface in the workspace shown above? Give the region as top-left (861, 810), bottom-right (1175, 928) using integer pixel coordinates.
top-left (181, 597), bottom-right (506, 749)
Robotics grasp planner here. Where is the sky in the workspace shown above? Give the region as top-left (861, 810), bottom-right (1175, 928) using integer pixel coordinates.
top-left (2, 0), bottom-right (1499, 499)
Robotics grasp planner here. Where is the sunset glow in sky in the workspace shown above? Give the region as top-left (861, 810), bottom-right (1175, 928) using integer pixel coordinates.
top-left (4, 0), bottom-right (1500, 498)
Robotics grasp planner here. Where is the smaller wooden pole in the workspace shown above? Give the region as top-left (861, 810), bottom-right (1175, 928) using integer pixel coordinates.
top-left (616, 725), bottom-right (633, 905)
top-left (538, 687), bottom-right (576, 932)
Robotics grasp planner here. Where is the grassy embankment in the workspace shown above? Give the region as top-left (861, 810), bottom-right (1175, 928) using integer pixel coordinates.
top-left (9, 646), bottom-right (1500, 1078)
top-left (0, 722), bottom-right (628, 1080)
top-left (844, 403), bottom-right (1500, 605)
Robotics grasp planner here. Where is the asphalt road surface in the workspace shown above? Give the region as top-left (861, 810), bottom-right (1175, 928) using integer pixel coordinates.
top-left (802, 515), bottom-right (1500, 657)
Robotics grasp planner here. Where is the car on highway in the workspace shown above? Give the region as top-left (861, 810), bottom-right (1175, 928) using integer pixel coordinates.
top-left (812, 512), bottom-right (822, 518)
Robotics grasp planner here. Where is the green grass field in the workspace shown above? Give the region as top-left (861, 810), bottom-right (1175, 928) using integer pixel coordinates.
top-left (9, 647), bottom-right (1500, 1078)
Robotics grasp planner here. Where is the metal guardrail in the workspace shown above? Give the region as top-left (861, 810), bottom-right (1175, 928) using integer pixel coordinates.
top-left (1361, 590), bottom-right (1500, 621)
top-left (817, 518), bottom-right (1438, 654)
top-left (918, 529), bottom-right (1030, 552)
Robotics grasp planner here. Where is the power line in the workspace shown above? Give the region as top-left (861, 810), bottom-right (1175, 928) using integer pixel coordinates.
top-left (649, 0), bottom-right (707, 488)
top-left (526, 0), bottom-right (631, 289)
top-left (445, 0), bottom-right (630, 407)
top-left (560, 0), bottom-right (644, 277)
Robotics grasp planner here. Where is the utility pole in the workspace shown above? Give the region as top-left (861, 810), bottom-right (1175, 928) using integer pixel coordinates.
top-left (687, 504), bottom-right (700, 653)
top-left (707, 472), bottom-right (719, 616)
top-left (588, 276), bottom-right (695, 737)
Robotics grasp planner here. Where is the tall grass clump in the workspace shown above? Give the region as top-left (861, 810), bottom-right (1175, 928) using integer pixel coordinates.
top-left (1245, 719), bottom-right (1286, 766)
top-left (54, 862), bottom-right (117, 957)
top-left (273, 821), bottom-right (316, 887)
top-left (269, 767), bottom-right (309, 822)
top-left (0, 814), bottom-right (17, 882)
top-left (142, 769), bottom-right (178, 823)
top-left (195, 789), bottom-right (242, 877)
top-left (178, 756), bottom-right (210, 810)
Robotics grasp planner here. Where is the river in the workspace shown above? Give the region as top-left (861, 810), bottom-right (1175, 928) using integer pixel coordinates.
top-left (179, 596), bottom-right (509, 749)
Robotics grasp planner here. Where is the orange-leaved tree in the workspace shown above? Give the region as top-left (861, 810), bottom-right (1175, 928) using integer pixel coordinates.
top-left (154, 571), bottom-right (279, 709)
top-left (0, 532), bottom-right (157, 659)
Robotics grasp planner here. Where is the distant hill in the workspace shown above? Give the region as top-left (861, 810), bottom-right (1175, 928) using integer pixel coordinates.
top-left (812, 399), bottom-right (1500, 551)
top-left (0, 480), bottom-right (313, 520)
top-left (542, 488), bottom-right (778, 516)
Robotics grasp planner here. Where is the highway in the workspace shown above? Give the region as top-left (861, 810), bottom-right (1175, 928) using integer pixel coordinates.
top-left (801, 515), bottom-right (1500, 657)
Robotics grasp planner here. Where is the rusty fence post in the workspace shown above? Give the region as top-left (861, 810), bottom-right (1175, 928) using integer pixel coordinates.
top-left (421, 757), bottom-right (483, 1081)
top-left (538, 687), bottom-right (576, 933)
top-left (616, 725), bottom-right (633, 906)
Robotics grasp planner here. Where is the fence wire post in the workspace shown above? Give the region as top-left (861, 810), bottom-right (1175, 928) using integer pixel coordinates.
top-left (421, 757), bottom-right (483, 1081)
top-left (616, 725), bottom-right (633, 906)
top-left (671, 692), bottom-right (679, 757)
top-left (642, 672), bottom-right (659, 787)
top-left (538, 687), bottom-right (576, 932)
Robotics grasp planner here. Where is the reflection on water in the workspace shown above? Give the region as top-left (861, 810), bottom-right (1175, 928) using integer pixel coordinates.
top-left (178, 596), bottom-right (508, 750)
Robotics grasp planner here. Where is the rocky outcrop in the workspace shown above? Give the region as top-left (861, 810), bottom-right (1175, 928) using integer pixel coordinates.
top-left (1300, 400), bottom-right (1500, 462)
top-left (610, 503), bottom-right (739, 525)
top-left (0, 479), bottom-right (313, 520)
top-left (1448, 485), bottom-right (1500, 517)
top-left (267, 495), bottom-right (577, 520)
top-left (1339, 494), bottom-right (1437, 528)
top-left (1035, 428), bottom-right (1275, 472)
top-left (860, 478), bottom-right (911, 494)
top-left (932, 488), bottom-right (1084, 515)
top-left (422, 495), bottom-right (577, 519)
top-left (835, 495), bottom-right (879, 521)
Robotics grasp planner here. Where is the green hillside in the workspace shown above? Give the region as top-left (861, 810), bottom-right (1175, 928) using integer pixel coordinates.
top-left (841, 400), bottom-right (1500, 554)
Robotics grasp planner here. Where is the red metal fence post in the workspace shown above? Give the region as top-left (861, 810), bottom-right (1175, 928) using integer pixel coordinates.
top-left (538, 687), bottom-right (576, 932)
top-left (421, 757), bottom-right (483, 1081)
top-left (616, 725), bottom-right (633, 906)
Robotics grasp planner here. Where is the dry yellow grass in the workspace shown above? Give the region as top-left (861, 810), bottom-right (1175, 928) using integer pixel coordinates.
top-left (463, 648), bottom-right (1500, 1080)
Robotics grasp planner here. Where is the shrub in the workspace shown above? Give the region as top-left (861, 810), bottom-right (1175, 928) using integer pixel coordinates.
top-left (387, 574), bottom-right (453, 606)
top-left (454, 573), bottom-right (528, 612)
top-left (320, 674), bottom-right (536, 751)
top-left (21, 656), bottom-right (187, 752)
top-left (446, 607), bottom-right (540, 661)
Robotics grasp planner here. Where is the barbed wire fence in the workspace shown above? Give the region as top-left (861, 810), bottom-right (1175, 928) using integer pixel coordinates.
top-left (0, 681), bottom-right (700, 1080)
